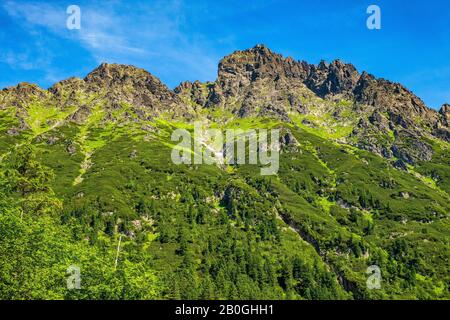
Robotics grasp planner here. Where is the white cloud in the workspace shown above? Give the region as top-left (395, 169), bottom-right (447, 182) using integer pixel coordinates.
top-left (2, 1), bottom-right (65, 31)
top-left (2, 0), bottom-right (220, 85)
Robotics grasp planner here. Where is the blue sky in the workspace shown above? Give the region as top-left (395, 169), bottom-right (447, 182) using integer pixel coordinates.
top-left (1, 0), bottom-right (449, 109)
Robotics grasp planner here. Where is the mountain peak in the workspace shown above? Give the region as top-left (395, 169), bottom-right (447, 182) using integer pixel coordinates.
top-left (46, 63), bottom-right (185, 118)
top-left (216, 45), bottom-right (365, 98)
top-left (1, 82), bottom-right (48, 107)
top-left (3, 82), bottom-right (44, 94)
top-left (217, 44), bottom-right (309, 93)
top-left (82, 62), bottom-right (178, 101)
top-left (250, 44), bottom-right (276, 56)
top-left (84, 63), bottom-right (157, 86)
top-left (218, 44), bottom-right (285, 75)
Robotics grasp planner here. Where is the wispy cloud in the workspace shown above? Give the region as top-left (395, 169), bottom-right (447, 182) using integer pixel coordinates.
top-left (1, 1), bottom-right (149, 59)
top-left (2, 1), bottom-right (65, 30)
top-left (1, 2), bottom-right (56, 70)
top-left (1, 0), bottom-right (220, 85)
top-left (0, 50), bottom-right (48, 70)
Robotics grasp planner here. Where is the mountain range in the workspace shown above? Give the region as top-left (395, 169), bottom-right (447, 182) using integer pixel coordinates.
top-left (0, 45), bottom-right (448, 299)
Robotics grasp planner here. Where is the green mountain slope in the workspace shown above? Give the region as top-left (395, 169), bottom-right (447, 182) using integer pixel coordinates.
top-left (0, 45), bottom-right (448, 299)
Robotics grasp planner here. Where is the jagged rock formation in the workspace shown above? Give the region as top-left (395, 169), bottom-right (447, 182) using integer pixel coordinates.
top-left (435, 104), bottom-right (450, 141)
top-left (280, 128), bottom-right (300, 153)
top-left (440, 104), bottom-right (450, 125)
top-left (175, 45), bottom-right (448, 164)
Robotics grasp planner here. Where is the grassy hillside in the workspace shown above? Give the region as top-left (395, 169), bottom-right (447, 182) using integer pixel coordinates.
top-left (0, 103), bottom-right (448, 299)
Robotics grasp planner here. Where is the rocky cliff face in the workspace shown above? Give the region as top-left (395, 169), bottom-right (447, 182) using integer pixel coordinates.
top-left (1, 45), bottom-right (448, 165)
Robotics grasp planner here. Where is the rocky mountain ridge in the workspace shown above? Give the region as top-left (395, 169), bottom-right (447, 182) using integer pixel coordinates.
top-left (1, 45), bottom-right (448, 165)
